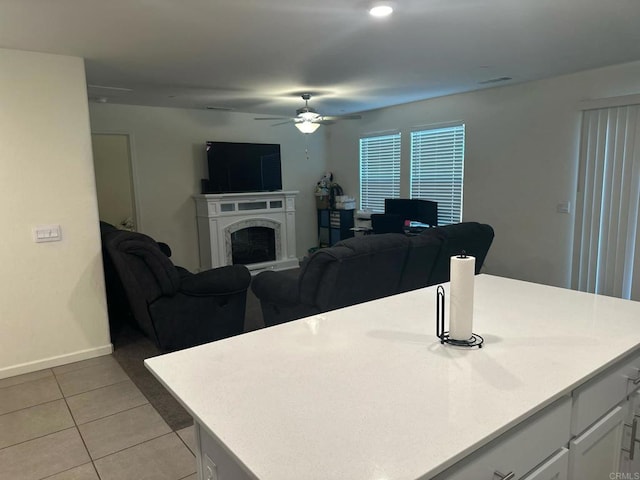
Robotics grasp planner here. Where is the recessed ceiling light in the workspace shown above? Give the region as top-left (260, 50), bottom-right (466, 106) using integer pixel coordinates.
top-left (369, 3), bottom-right (394, 17)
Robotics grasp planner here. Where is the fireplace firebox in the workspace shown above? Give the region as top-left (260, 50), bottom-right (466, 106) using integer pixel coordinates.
top-left (231, 227), bottom-right (276, 265)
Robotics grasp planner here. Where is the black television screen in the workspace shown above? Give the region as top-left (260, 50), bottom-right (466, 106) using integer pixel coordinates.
top-left (205, 141), bottom-right (282, 193)
top-left (384, 198), bottom-right (438, 227)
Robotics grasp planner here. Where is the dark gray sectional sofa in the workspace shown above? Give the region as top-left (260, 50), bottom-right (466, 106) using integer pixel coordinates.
top-left (251, 222), bottom-right (494, 326)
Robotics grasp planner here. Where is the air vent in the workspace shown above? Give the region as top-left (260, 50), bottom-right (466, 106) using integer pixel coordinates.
top-left (478, 76), bottom-right (512, 85)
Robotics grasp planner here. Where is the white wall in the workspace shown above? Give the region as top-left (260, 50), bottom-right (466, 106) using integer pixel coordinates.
top-left (89, 104), bottom-right (327, 271)
top-left (0, 49), bottom-right (111, 378)
top-left (326, 61), bottom-right (640, 288)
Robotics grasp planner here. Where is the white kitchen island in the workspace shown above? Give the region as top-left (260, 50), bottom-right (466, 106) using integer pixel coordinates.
top-left (145, 275), bottom-right (640, 480)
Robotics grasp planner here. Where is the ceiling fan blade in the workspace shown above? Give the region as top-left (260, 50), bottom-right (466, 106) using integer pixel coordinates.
top-left (271, 120), bottom-right (294, 126)
top-left (322, 114), bottom-right (362, 121)
top-left (254, 117), bottom-right (291, 120)
top-left (316, 119), bottom-right (337, 125)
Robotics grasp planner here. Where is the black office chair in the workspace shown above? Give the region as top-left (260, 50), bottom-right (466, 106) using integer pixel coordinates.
top-left (370, 214), bottom-right (405, 234)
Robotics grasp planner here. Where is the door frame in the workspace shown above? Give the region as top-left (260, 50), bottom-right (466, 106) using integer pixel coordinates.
top-left (91, 131), bottom-right (142, 231)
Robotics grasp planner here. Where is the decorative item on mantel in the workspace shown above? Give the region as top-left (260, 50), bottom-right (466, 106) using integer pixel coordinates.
top-left (436, 252), bottom-right (484, 348)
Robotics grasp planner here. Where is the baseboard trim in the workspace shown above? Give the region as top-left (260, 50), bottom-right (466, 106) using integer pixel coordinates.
top-left (0, 344), bottom-right (114, 380)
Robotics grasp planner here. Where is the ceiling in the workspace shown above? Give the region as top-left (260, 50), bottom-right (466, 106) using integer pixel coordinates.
top-left (1, 0), bottom-right (640, 118)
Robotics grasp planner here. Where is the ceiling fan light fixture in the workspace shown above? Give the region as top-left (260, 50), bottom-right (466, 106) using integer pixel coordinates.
top-left (369, 3), bottom-right (394, 17)
top-left (299, 111), bottom-right (320, 121)
top-left (295, 120), bottom-right (321, 134)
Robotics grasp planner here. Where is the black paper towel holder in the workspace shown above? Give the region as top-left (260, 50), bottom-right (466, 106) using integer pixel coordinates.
top-left (436, 285), bottom-right (484, 348)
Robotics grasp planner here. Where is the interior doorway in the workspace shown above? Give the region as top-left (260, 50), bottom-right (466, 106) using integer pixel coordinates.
top-left (91, 133), bottom-right (138, 230)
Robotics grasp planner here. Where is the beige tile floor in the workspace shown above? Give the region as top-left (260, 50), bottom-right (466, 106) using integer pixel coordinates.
top-left (0, 355), bottom-right (197, 480)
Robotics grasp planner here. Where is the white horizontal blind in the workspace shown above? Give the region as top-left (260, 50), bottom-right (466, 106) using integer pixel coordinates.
top-left (572, 105), bottom-right (640, 300)
top-left (359, 133), bottom-right (401, 212)
top-left (410, 124), bottom-right (465, 225)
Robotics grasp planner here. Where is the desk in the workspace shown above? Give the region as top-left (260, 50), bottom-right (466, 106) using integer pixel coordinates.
top-left (146, 275), bottom-right (640, 479)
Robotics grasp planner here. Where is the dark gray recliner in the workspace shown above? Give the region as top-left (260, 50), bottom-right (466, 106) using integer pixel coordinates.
top-left (252, 222), bottom-right (494, 327)
top-left (104, 230), bottom-right (251, 351)
top-left (252, 234), bottom-right (412, 326)
top-left (426, 222), bottom-right (495, 285)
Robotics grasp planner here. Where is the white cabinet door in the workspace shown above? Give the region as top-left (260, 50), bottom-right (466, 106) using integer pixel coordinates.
top-left (620, 391), bottom-right (640, 475)
top-left (521, 448), bottom-right (568, 480)
top-left (569, 405), bottom-right (626, 480)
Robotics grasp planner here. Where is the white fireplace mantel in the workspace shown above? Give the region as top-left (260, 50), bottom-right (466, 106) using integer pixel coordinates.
top-left (194, 191), bottom-right (299, 273)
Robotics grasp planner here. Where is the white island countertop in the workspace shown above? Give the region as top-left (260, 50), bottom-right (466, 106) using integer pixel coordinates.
top-left (145, 275), bottom-right (640, 480)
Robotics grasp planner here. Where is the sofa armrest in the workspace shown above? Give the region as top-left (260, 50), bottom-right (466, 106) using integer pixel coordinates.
top-left (251, 270), bottom-right (300, 306)
top-left (156, 241), bottom-right (172, 257)
top-left (180, 265), bottom-right (251, 295)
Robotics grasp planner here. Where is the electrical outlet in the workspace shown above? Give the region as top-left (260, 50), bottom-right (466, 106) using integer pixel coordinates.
top-left (203, 454), bottom-right (218, 480)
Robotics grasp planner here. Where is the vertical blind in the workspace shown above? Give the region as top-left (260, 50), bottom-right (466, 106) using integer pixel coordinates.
top-left (359, 132), bottom-right (401, 212)
top-left (572, 105), bottom-right (640, 300)
top-left (410, 124), bottom-right (465, 225)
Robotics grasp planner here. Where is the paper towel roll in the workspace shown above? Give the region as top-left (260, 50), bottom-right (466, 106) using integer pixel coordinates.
top-left (449, 254), bottom-right (475, 341)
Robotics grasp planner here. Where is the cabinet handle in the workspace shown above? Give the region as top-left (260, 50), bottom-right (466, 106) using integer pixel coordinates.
top-left (494, 471), bottom-right (515, 480)
top-left (624, 416), bottom-right (640, 460)
top-left (626, 368), bottom-right (640, 385)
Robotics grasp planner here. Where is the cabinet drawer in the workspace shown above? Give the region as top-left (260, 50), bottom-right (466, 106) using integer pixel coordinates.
top-left (572, 351), bottom-right (640, 436)
top-left (521, 448), bottom-right (568, 480)
top-left (433, 397), bottom-right (571, 480)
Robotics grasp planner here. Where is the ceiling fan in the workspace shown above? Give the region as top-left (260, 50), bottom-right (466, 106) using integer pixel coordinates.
top-left (254, 94), bottom-right (362, 133)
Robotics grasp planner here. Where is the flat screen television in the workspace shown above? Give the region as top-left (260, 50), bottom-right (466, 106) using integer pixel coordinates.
top-left (384, 198), bottom-right (438, 227)
top-left (205, 141), bottom-right (282, 193)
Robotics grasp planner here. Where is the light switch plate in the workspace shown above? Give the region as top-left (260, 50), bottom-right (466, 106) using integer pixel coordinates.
top-left (33, 225), bottom-right (62, 243)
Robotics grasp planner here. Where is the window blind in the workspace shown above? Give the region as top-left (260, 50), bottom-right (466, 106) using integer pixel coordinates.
top-left (359, 133), bottom-right (401, 212)
top-left (410, 124), bottom-right (465, 225)
top-left (572, 105), bottom-right (640, 300)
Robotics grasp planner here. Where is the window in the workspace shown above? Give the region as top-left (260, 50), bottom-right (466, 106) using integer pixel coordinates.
top-left (572, 105), bottom-right (640, 300)
top-left (359, 132), bottom-right (401, 213)
top-left (410, 124), bottom-right (465, 225)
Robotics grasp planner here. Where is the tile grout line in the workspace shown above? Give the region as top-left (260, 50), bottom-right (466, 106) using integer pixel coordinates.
top-left (0, 396), bottom-right (63, 421)
top-left (53, 366), bottom-right (103, 480)
top-left (51, 356), bottom-right (119, 377)
top-left (0, 356), bottom-right (192, 479)
top-left (55, 370), bottom-right (131, 398)
top-left (38, 462), bottom-right (96, 480)
top-left (0, 426), bottom-right (79, 455)
top-left (176, 429), bottom-right (195, 455)
top-left (0, 369), bottom-right (56, 392)
top-left (62, 377), bottom-right (132, 400)
top-left (0, 398), bottom-right (74, 453)
top-left (89, 431), bottom-right (181, 462)
top-left (74, 401), bottom-right (154, 429)
top-left (0, 369), bottom-right (63, 418)
top-left (52, 359), bottom-right (180, 471)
